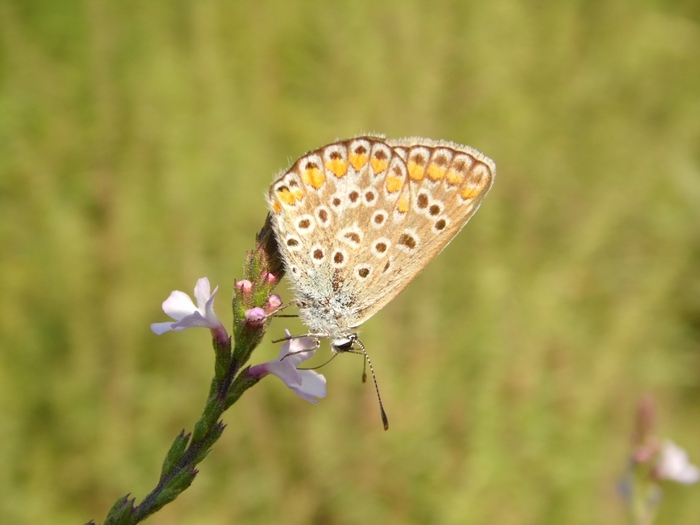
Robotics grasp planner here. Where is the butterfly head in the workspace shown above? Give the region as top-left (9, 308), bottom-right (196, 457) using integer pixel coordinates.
top-left (331, 333), bottom-right (357, 353)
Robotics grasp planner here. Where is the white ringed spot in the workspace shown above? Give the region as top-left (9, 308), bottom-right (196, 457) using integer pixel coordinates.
top-left (371, 210), bottom-right (388, 229)
top-left (310, 244), bottom-right (326, 265)
top-left (396, 229), bottom-right (420, 253)
top-left (371, 237), bottom-right (391, 258)
top-left (285, 235), bottom-right (302, 252)
top-left (294, 214), bottom-right (316, 235)
top-left (331, 248), bottom-right (349, 268)
top-left (354, 264), bottom-right (373, 281)
top-left (315, 205), bottom-right (332, 228)
top-left (432, 216), bottom-right (450, 234)
top-left (338, 226), bottom-right (363, 248)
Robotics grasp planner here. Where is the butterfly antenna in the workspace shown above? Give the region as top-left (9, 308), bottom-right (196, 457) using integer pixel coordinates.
top-left (354, 338), bottom-right (389, 431)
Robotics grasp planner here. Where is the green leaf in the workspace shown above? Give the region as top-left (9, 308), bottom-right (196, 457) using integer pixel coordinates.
top-left (103, 495), bottom-right (136, 525)
top-left (160, 431), bottom-right (190, 478)
top-left (155, 465), bottom-right (198, 509)
top-left (193, 421), bottom-right (226, 464)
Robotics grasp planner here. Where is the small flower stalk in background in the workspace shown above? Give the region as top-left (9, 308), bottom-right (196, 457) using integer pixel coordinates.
top-left (88, 216), bottom-right (325, 525)
top-left (623, 394), bottom-right (698, 525)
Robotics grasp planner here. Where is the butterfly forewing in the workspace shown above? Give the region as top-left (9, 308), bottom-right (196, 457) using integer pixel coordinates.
top-left (350, 138), bottom-right (495, 325)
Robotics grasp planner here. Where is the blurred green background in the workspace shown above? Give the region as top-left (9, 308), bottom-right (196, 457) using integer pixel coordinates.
top-left (1, 0), bottom-right (700, 523)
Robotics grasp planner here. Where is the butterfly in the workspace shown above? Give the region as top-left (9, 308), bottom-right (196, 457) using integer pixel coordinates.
top-left (267, 136), bottom-right (495, 426)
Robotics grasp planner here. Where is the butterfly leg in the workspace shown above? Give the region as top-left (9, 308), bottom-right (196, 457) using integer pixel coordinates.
top-left (267, 299), bottom-right (305, 318)
top-left (271, 331), bottom-right (327, 345)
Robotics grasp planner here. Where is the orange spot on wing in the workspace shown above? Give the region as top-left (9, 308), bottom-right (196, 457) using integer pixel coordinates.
top-left (302, 167), bottom-right (325, 189)
top-left (370, 157), bottom-right (388, 175)
top-left (427, 164), bottom-right (446, 181)
top-left (325, 159), bottom-right (348, 178)
top-left (408, 161), bottom-right (424, 181)
top-left (277, 188), bottom-right (297, 205)
top-left (349, 153), bottom-right (368, 171)
top-left (461, 186), bottom-right (481, 200)
top-left (385, 175), bottom-right (403, 193)
top-left (397, 196), bottom-right (409, 213)
top-left (273, 201), bottom-right (281, 213)
top-left (446, 169), bottom-right (464, 186)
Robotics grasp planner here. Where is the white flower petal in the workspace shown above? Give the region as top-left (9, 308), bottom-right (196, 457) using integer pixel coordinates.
top-left (161, 290), bottom-right (198, 320)
top-left (193, 277), bottom-right (212, 310)
top-left (677, 466), bottom-right (700, 484)
top-left (292, 370), bottom-right (327, 403)
top-left (170, 311), bottom-right (212, 330)
top-left (264, 359), bottom-right (303, 387)
top-left (276, 330), bottom-right (318, 366)
top-left (287, 336), bottom-right (319, 358)
top-left (153, 278), bottom-right (226, 336)
top-left (151, 321), bottom-right (176, 335)
top-left (204, 286), bottom-right (220, 324)
top-left (247, 330), bottom-right (325, 404)
top-left (657, 440), bottom-right (700, 484)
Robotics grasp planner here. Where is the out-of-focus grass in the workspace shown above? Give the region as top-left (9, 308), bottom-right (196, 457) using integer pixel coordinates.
top-left (1, 1), bottom-right (699, 523)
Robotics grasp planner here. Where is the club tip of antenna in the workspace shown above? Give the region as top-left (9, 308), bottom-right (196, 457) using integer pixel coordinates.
top-left (381, 410), bottom-right (389, 431)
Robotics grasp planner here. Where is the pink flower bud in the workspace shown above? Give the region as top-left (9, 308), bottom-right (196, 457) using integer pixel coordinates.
top-left (236, 279), bottom-right (253, 295)
top-left (263, 272), bottom-right (277, 285)
top-left (244, 307), bottom-right (266, 327)
top-left (265, 294), bottom-right (283, 313)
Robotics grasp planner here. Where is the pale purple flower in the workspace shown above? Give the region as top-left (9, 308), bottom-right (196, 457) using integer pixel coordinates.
top-left (248, 330), bottom-right (326, 404)
top-left (655, 440), bottom-right (700, 484)
top-left (151, 278), bottom-right (227, 344)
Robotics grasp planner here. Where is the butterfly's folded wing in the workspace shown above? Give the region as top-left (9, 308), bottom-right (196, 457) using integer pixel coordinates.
top-left (351, 138), bottom-right (495, 325)
top-left (267, 136), bottom-right (495, 332)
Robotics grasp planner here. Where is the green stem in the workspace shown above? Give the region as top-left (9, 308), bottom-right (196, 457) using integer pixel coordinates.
top-left (90, 222), bottom-right (283, 525)
top-left (99, 351), bottom-right (253, 525)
